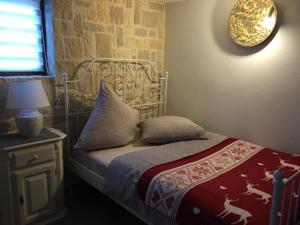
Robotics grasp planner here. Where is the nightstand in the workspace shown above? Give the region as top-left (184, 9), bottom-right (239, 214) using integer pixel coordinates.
top-left (0, 128), bottom-right (66, 225)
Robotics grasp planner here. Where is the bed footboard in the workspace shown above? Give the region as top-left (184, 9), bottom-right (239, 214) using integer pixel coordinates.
top-left (270, 170), bottom-right (300, 225)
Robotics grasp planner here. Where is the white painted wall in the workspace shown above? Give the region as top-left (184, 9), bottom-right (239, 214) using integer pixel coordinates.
top-left (165, 0), bottom-right (300, 153)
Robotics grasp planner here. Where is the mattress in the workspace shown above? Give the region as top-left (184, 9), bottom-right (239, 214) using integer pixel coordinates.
top-left (71, 131), bottom-right (156, 177)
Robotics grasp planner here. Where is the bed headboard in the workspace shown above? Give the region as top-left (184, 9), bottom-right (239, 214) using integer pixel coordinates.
top-left (62, 58), bottom-right (168, 153)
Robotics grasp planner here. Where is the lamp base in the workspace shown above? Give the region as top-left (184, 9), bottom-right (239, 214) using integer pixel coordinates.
top-left (15, 109), bottom-right (43, 137)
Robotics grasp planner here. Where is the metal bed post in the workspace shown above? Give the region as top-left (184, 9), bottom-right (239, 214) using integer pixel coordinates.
top-left (161, 71), bottom-right (168, 116)
top-left (62, 72), bottom-right (69, 154)
top-left (287, 180), bottom-right (296, 224)
top-left (269, 170), bottom-right (284, 225)
top-left (62, 72), bottom-right (72, 195)
top-left (294, 180), bottom-right (300, 224)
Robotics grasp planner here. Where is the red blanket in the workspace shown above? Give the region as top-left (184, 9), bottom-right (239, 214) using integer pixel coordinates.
top-left (138, 138), bottom-right (300, 225)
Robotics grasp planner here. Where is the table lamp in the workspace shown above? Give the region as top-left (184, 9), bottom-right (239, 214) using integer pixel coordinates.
top-left (6, 80), bottom-right (50, 137)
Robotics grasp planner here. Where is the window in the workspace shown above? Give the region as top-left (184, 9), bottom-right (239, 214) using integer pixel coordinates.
top-left (0, 0), bottom-right (47, 76)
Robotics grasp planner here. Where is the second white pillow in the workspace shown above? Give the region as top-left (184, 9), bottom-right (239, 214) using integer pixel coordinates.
top-left (140, 116), bottom-right (206, 144)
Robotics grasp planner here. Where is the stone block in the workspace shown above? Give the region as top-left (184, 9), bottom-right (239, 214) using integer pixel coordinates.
top-left (126, 0), bottom-right (133, 8)
top-left (54, 19), bottom-right (74, 35)
top-left (135, 27), bottom-right (147, 37)
top-left (156, 51), bottom-right (164, 72)
top-left (55, 35), bottom-right (64, 60)
top-left (138, 50), bottom-right (150, 60)
top-left (141, 11), bottom-right (157, 28)
top-left (150, 51), bottom-right (156, 62)
top-left (125, 37), bottom-right (143, 48)
top-left (157, 12), bottom-right (164, 38)
top-left (124, 10), bottom-right (134, 35)
top-left (88, 9), bottom-right (98, 21)
top-left (143, 39), bottom-right (150, 48)
top-left (98, 0), bottom-right (109, 22)
top-left (150, 39), bottom-right (163, 49)
top-left (134, 0), bottom-right (141, 25)
top-left (113, 0), bottom-right (124, 4)
top-left (84, 22), bottom-right (105, 32)
top-left (74, 6), bottom-right (88, 20)
top-left (149, 30), bottom-right (156, 37)
top-left (75, 0), bottom-right (92, 7)
top-left (131, 49), bottom-right (137, 58)
top-left (96, 33), bottom-right (113, 58)
top-left (113, 49), bottom-right (132, 59)
top-left (74, 14), bottom-right (84, 36)
top-left (56, 60), bottom-right (76, 80)
top-left (110, 6), bottom-right (124, 24)
top-left (106, 24), bottom-right (115, 34)
top-left (117, 27), bottom-right (124, 47)
top-left (149, 2), bottom-right (164, 11)
top-left (64, 37), bottom-right (83, 59)
top-left (83, 33), bottom-right (96, 58)
top-left (53, 0), bottom-right (73, 20)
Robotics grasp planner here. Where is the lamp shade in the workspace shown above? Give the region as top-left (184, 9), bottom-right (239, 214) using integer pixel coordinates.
top-left (6, 80), bottom-right (50, 109)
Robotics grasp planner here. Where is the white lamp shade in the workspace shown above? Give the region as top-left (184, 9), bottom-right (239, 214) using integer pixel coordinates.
top-left (6, 80), bottom-right (50, 109)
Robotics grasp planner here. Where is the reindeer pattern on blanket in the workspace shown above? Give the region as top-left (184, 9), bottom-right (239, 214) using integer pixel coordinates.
top-left (138, 138), bottom-right (300, 225)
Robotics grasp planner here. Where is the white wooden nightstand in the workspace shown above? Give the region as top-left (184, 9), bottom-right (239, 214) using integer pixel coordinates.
top-left (0, 128), bottom-right (66, 225)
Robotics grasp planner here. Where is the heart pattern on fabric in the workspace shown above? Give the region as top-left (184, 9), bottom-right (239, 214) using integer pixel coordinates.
top-left (193, 207), bottom-right (201, 215)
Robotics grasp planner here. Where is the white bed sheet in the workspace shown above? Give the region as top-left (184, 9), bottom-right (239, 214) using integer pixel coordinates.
top-left (71, 132), bottom-right (156, 177)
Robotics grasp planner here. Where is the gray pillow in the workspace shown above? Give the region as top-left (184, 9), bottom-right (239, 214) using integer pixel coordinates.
top-left (75, 81), bottom-right (139, 151)
top-left (140, 116), bottom-right (206, 144)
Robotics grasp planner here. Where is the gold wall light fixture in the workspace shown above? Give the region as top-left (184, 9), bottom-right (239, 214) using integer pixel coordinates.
top-left (229, 0), bottom-right (278, 47)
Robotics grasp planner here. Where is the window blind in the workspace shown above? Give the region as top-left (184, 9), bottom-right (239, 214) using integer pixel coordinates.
top-left (0, 0), bottom-right (46, 74)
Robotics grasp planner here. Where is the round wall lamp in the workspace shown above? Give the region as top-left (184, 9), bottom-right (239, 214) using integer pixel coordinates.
top-left (229, 0), bottom-right (277, 47)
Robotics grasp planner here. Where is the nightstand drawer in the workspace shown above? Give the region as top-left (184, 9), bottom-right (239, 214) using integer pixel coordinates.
top-left (11, 144), bottom-right (55, 170)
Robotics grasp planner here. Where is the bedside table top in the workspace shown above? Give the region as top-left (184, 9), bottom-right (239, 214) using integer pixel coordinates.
top-left (0, 128), bottom-right (66, 151)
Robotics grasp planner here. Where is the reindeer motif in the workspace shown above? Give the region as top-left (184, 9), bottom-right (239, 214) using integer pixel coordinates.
top-left (278, 157), bottom-right (300, 171)
top-left (261, 168), bottom-right (274, 181)
top-left (217, 194), bottom-right (252, 225)
top-left (242, 181), bottom-right (272, 204)
top-left (261, 168), bottom-right (288, 183)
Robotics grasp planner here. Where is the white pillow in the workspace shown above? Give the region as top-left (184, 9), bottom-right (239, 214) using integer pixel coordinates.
top-left (74, 81), bottom-right (139, 151)
top-left (140, 116), bottom-right (206, 144)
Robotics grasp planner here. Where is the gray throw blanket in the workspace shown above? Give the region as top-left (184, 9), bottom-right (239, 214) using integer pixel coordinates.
top-left (104, 132), bottom-right (227, 225)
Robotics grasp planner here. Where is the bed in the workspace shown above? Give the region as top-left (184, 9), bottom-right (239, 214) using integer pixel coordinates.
top-left (62, 58), bottom-right (300, 225)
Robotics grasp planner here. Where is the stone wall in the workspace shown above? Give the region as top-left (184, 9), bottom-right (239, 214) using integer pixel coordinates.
top-left (0, 0), bottom-right (165, 134)
top-left (54, 0), bottom-right (165, 82)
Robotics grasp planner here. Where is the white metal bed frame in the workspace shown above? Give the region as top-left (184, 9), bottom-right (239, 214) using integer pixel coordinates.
top-left (62, 58), bottom-right (300, 225)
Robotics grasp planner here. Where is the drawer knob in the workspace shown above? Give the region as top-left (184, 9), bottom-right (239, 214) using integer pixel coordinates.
top-left (33, 155), bottom-right (40, 160)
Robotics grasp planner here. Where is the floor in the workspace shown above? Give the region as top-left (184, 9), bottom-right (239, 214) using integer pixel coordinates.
top-left (50, 182), bottom-right (147, 225)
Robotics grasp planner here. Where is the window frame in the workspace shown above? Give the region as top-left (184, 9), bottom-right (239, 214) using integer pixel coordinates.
top-left (0, 0), bottom-right (48, 76)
